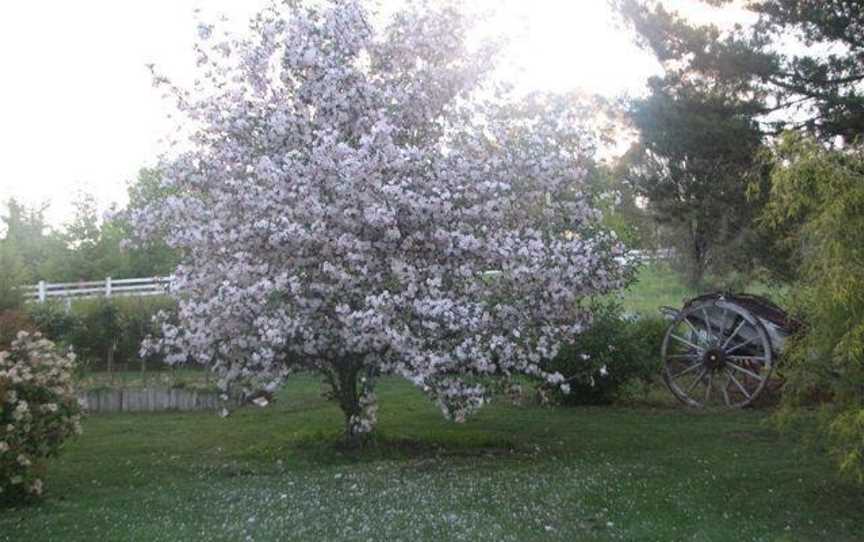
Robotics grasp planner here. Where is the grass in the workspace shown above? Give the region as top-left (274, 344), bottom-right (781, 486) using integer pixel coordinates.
top-left (620, 263), bottom-right (698, 316)
top-left (620, 262), bottom-right (787, 316)
top-left (4, 265), bottom-right (858, 540)
top-left (2, 375), bottom-right (863, 541)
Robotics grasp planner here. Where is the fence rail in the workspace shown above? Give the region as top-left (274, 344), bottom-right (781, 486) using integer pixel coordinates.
top-left (24, 248), bottom-right (671, 303)
top-left (630, 248), bottom-right (674, 262)
top-left (24, 276), bottom-right (172, 303)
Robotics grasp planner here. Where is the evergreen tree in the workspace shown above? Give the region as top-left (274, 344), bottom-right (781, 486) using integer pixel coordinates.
top-left (615, 0), bottom-right (864, 141)
top-left (623, 76), bottom-right (770, 288)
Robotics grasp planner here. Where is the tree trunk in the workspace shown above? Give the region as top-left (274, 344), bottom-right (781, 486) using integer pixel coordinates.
top-left (326, 362), bottom-right (377, 447)
top-left (687, 221), bottom-right (707, 290)
top-left (337, 365), bottom-right (362, 445)
top-left (108, 339), bottom-right (116, 385)
top-left (139, 314), bottom-right (147, 383)
top-left (688, 256), bottom-right (706, 290)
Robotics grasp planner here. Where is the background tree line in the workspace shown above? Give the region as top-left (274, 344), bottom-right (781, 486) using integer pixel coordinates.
top-left (0, 168), bottom-right (177, 311)
top-left (611, 0), bottom-right (863, 289)
top-left (0, 169), bottom-right (180, 374)
top-left (612, 0), bottom-right (864, 482)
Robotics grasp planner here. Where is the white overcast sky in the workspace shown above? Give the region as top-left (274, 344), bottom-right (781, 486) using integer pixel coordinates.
top-left (0, 0), bottom-right (752, 226)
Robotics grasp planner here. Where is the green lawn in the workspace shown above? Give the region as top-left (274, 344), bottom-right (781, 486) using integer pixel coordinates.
top-left (620, 263), bottom-right (698, 316)
top-left (620, 262), bottom-right (787, 316)
top-left (2, 375), bottom-right (862, 541)
top-left (4, 265), bottom-right (854, 540)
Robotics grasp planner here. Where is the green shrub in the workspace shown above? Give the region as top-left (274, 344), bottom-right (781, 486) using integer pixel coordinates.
top-left (27, 302), bottom-right (78, 345)
top-left (542, 302), bottom-right (666, 405)
top-left (26, 297), bottom-right (177, 371)
top-left (110, 297), bottom-right (177, 369)
top-left (0, 311), bottom-right (37, 351)
top-left (66, 300), bottom-right (123, 371)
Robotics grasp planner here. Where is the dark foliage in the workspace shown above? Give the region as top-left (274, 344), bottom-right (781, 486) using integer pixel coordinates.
top-left (614, 0), bottom-right (864, 142)
top-left (543, 302), bottom-right (666, 405)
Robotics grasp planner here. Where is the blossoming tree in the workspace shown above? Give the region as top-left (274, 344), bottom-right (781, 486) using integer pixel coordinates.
top-left (132, 0), bottom-right (630, 440)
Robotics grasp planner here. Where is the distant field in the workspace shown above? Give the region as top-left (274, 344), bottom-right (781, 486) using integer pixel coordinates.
top-left (3, 376), bottom-right (863, 541)
top-left (620, 263), bottom-right (697, 316)
top-left (620, 262), bottom-right (788, 316)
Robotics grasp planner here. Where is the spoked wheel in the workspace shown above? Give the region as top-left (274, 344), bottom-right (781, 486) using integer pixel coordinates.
top-left (662, 299), bottom-right (774, 408)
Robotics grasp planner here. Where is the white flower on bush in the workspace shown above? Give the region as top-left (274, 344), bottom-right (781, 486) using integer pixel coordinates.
top-left (1, 331), bottom-right (81, 500)
top-left (29, 479), bottom-right (43, 496)
top-left (12, 402), bottom-right (28, 420)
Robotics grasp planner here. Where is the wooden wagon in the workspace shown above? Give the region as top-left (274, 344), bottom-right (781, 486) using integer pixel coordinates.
top-left (659, 293), bottom-right (800, 408)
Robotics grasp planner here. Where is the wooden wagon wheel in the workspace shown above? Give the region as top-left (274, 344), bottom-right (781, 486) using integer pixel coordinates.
top-left (661, 299), bottom-right (774, 408)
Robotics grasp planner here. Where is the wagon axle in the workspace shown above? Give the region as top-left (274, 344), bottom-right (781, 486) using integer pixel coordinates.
top-left (703, 348), bottom-right (726, 371)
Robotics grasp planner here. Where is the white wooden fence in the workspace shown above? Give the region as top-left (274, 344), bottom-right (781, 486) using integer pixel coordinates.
top-left (24, 276), bottom-right (172, 303)
top-left (22, 248), bottom-right (670, 304)
top-left (630, 248), bottom-right (674, 262)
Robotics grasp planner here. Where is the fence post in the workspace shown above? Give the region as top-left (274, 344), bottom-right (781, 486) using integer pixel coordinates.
top-left (38, 280), bottom-right (46, 303)
top-left (105, 276), bottom-right (112, 298)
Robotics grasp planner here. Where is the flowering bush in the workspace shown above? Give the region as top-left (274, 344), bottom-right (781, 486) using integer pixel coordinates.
top-left (0, 331), bottom-right (81, 502)
top-left (131, 0), bottom-right (632, 442)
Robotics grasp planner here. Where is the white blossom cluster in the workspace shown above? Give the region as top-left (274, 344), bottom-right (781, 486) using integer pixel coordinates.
top-left (132, 0), bottom-right (631, 436)
top-left (0, 332), bottom-right (82, 499)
